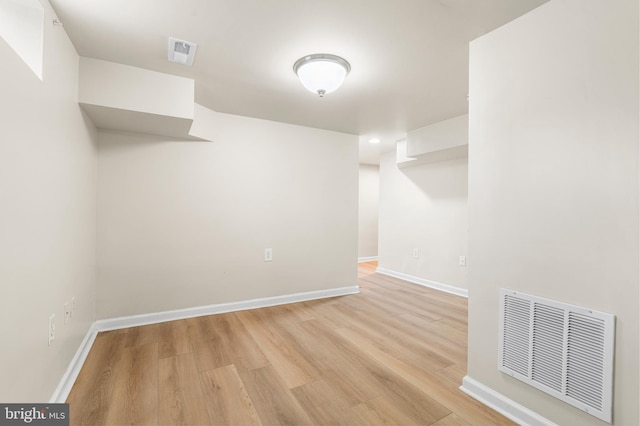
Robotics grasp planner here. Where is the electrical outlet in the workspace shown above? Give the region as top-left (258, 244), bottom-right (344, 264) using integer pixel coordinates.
top-left (264, 248), bottom-right (272, 262)
top-left (48, 314), bottom-right (55, 346)
top-left (412, 248), bottom-right (419, 259)
top-left (459, 256), bottom-right (466, 267)
top-left (64, 302), bottom-right (71, 324)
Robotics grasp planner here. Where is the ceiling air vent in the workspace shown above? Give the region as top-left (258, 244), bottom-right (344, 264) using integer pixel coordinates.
top-left (498, 289), bottom-right (615, 423)
top-left (168, 37), bottom-right (197, 66)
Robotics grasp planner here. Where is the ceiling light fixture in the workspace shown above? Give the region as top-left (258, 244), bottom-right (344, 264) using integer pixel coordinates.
top-left (293, 54), bottom-right (351, 97)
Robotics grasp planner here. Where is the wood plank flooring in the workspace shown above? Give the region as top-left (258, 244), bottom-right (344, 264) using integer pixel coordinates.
top-left (67, 262), bottom-right (514, 425)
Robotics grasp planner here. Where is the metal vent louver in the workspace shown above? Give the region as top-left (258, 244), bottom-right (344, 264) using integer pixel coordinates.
top-left (532, 303), bottom-right (564, 392)
top-left (498, 289), bottom-right (615, 423)
top-left (566, 312), bottom-right (607, 411)
top-left (502, 295), bottom-right (530, 376)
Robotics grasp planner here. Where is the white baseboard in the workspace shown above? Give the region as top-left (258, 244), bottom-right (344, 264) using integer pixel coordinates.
top-left (460, 376), bottom-right (554, 426)
top-left (358, 256), bottom-right (378, 263)
top-left (94, 285), bottom-right (360, 332)
top-left (51, 285), bottom-right (359, 402)
top-left (375, 267), bottom-right (468, 298)
top-left (49, 323), bottom-right (99, 403)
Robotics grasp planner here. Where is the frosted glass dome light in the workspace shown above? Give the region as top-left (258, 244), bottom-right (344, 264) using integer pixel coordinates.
top-left (293, 54), bottom-right (351, 97)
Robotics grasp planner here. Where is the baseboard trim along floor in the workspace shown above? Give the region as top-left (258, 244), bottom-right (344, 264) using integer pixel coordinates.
top-left (460, 376), bottom-right (554, 426)
top-left (50, 285), bottom-right (360, 403)
top-left (49, 324), bottom-right (99, 404)
top-left (376, 267), bottom-right (468, 298)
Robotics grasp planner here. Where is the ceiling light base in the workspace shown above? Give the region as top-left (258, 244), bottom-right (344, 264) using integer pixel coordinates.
top-left (293, 54), bottom-right (351, 97)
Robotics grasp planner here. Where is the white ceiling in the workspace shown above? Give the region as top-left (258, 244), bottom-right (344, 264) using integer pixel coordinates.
top-left (49, 0), bottom-right (548, 164)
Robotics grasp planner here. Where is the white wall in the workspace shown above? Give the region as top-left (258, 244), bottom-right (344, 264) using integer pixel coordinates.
top-left (406, 114), bottom-right (468, 158)
top-left (467, 0), bottom-right (638, 424)
top-left (96, 110), bottom-right (359, 319)
top-left (0, 0), bottom-right (97, 402)
top-left (358, 164), bottom-right (379, 260)
top-left (0, 0), bottom-right (44, 79)
top-left (378, 150), bottom-right (468, 290)
top-left (79, 57), bottom-right (194, 119)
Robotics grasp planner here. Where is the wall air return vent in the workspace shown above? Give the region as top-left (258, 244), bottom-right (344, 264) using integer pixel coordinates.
top-left (168, 37), bottom-right (197, 66)
top-left (498, 289), bottom-right (615, 423)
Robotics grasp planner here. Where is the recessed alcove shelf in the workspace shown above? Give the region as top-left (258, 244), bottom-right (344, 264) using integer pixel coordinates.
top-left (397, 114), bottom-right (468, 168)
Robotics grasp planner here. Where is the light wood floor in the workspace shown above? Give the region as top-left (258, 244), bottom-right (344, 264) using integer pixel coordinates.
top-left (67, 262), bottom-right (513, 425)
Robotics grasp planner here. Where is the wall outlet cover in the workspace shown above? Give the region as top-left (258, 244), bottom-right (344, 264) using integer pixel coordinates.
top-left (48, 314), bottom-right (55, 346)
top-left (64, 302), bottom-right (71, 324)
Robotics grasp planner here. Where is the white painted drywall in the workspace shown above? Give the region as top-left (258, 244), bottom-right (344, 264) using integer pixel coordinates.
top-left (406, 114), bottom-right (468, 158)
top-left (79, 57), bottom-right (194, 119)
top-left (0, 0), bottom-right (97, 402)
top-left (96, 109), bottom-right (358, 318)
top-left (378, 148), bottom-right (468, 289)
top-left (467, 0), bottom-right (638, 424)
top-left (358, 164), bottom-right (379, 259)
top-left (0, 0), bottom-right (43, 79)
